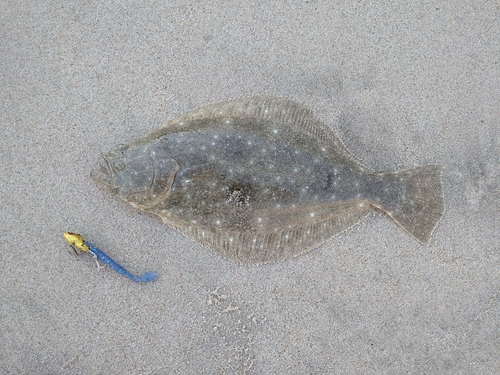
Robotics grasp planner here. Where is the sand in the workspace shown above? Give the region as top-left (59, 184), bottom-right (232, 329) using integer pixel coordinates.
top-left (1, 1), bottom-right (499, 374)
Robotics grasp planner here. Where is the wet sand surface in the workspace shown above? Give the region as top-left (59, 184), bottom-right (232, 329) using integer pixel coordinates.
top-left (1, 2), bottom-right (499, 374)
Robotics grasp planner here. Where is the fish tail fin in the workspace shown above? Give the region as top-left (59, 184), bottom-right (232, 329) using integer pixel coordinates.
top-left (376, 165), bottom-right (444, 244)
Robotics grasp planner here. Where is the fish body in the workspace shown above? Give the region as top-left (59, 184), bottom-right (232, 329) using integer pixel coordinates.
top-left (92, 96), bottom-right (444, 265)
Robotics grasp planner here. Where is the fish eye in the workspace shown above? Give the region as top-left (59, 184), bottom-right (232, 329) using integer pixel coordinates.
top-left (110, 144), bottom-right (128, 156)
top-left (113, 160), bottom-right (126, 170)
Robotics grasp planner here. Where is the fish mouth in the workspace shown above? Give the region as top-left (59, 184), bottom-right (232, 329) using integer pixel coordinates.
top-left (90, 156), bottom-right (120, 193)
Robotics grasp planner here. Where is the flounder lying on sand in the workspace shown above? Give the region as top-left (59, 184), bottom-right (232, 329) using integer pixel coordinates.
top-left (91, 96), bottom-right (444, 265)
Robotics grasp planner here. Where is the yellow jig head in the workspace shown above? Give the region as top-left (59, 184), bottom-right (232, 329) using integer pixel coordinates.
top-left (63, 232), bottom-right (90, 253)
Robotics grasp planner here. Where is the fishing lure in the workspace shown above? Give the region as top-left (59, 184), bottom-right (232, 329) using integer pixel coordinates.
top-left (63, 232), bottom-right (157, 282)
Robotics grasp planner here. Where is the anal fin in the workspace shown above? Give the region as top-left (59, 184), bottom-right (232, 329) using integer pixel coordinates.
top-left (176, 200), bottom-right (371, 265)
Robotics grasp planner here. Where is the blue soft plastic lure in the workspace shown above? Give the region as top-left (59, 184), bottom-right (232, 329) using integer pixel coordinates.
top-left (63, 232), bottom-right (157, 282)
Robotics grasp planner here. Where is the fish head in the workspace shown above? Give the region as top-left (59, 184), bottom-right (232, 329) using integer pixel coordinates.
top-left (91, 142), bottom-right (179, 209)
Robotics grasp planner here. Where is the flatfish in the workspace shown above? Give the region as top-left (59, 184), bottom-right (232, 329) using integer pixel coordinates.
top-left (91, 95), bottom-right (444, 265)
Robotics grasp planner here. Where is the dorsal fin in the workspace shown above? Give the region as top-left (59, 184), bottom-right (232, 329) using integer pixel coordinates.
top-left (152, 95), bottom-right (373, 173)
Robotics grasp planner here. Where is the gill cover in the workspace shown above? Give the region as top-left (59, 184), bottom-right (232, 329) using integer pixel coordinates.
top-left (92, 141), bottom-right (179, 209)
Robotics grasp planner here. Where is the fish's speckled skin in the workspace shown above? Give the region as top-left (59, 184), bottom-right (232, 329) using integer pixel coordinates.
top-left (91, 96), bottom-right (444, 265)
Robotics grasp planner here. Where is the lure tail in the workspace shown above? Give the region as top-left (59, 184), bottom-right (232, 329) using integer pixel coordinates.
top-left (63, 232), bottom-right (157, 283)
top-left (374, 165), bottom-right (444, 244)
top-left (88, 245), bottom-right (158, 282)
